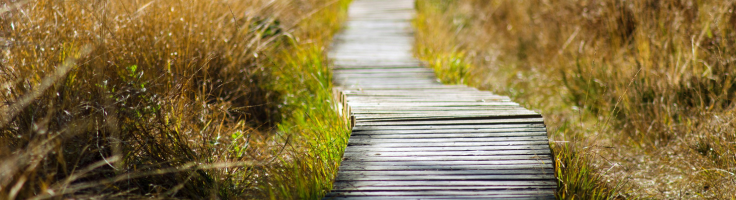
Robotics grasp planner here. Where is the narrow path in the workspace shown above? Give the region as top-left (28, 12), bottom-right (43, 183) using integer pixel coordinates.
top-left (325, 0), bottom-right (556, 199)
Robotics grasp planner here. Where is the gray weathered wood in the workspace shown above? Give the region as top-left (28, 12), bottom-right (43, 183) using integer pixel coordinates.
top-left (335, 174), bottom-right (555, 181)
top-left (342, 155), bottom-right (553, 162)
top-left (343, 145), bottom-right (554, 153)
top-left (335, 169), bottom-right (555, 176)
top-left (351, 124), bottom-right (546, 130)
top-left (338, 164), bottom-right (554, 171)
top-left (326, 190), bottom-right (556, 197)
top-left (324, 196), bottom-right (555, 200)
top-left (354, 118), bottom-right (544, 126)
top-left (351, 127), bottom-right (547, 134)
top-left (349, 132), bottom-right (548, 139)
top-left (325, 0), bottom-right (555, 198)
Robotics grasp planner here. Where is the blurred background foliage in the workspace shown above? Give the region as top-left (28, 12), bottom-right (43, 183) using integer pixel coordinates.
top-left (415, 0), bottom-right (736, 199)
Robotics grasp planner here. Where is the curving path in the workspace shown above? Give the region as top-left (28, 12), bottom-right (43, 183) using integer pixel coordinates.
top-left (325, 0), bottom-right (556, 199)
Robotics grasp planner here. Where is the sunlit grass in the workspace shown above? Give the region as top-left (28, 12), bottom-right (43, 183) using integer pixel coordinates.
top-left (415, 0), bottom-right (736, 199)
top-left (0, 0), bottom-right (350, 198)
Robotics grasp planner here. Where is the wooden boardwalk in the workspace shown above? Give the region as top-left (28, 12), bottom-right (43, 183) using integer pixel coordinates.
top-left (325, 0), bottom-right (556, 199)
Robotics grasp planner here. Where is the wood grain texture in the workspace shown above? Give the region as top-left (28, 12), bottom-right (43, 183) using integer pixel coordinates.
top-left (324, 0), bottom-right (556, 199)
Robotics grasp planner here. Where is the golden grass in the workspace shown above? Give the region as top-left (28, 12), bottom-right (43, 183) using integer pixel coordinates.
top-left (416, 0), bottom-right (736, 199)
top-left (0, 0), bottom-right (350, 198)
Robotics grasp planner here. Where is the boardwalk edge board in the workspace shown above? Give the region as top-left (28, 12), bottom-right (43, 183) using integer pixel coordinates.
top-left (325, 0), bottom-right (556, 199)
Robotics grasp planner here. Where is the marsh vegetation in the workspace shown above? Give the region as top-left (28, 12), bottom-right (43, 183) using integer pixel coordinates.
top-left (416, 0), bottom-right (736, 199)
top-left (0, 0), bottom-right (350, 198)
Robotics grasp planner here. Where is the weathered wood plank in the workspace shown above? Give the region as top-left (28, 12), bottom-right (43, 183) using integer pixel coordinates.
top-left (325, 196), bottom-right (555, 200)
top-left (339, 85), bottom-right (467, 88)
top-left (333, 68), bottom-right (434, 73)
top-left (350, 107), bottom-right (524, 112)
top-left (348, 136), bottom-right (550, 143)
top-left (346, 141), bottom-right (551, 147)
top-left (348, 110), bottom-right (540, 116)
top-left (342, 150), bottom-right (551, 157)
top-left (324, 196), bottom-right (555, 200)
top-left (326, 190), bottom-right (556, 197)
top-left (347, 102), bottom-right (523, 107)
top-left (349, 132), bottom-right (548, 139)
top-left (351, 124), bottom-right (545, 130)
top-left (343, 145), bottom-right (553, 152)
top-left (335, 169), bottom-right (555, 176)
top-left (331, 186), bottom-right (557, 192)
top-left (333, 180), bottom-right (556, 188)
top-left (338, 164), bottom-right (554, 171)
top-left (351, 127), bottom-right (547, 134)
top-left (339, 160), bottom-right (554, 167)
top-left (354, 118), bottom-right (545, 126)
top-left (335, 174), bottom-right (555, 181)
top-left (342, 155), bottom-right (552, 162)
top-left (343, 94), bottom-right (506, 99)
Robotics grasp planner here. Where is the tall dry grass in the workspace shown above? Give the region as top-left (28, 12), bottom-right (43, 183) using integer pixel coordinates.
top-left (0, 0), bottom-right (349, 198)
top-left (416, 0), bottom-right (736, 199)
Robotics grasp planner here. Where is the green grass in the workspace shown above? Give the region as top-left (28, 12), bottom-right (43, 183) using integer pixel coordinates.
top-left (258, 1), bottom-right (353, 198)
top-left (261, 38), bottom-right (351, 200)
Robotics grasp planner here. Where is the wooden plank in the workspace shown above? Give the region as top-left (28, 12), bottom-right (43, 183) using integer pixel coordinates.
top-left (345, 96), bottom-right (509, 100)
top-left (355, 117), bottom-right (542, 123)
top-left (326, 190), bottom-right (556, 197)
top-left (351, 124), bottom-right (545, 130)
top-left (348, 136), bottom-right (550, 143)
top-left (335, 174), bottom-right (555, 181)
top-left (331, 186), bottom-right (557, 192)
top-left (325, 195), bottom-right (555, 200)
top-left (334, 71), bottom-right (434, 75)
top-left (346, 96), bottom-right (503, 99)
top-left (347, 102), bottom-right (522, 107)
top-left (333, 61), bottom-right (423, 67)
top-left (337, 80), bottom-right (440, 85)
top-left (349, 132), bottom-right (548, 139)
top-left (354, 118), bottom-right (545, 126)
top-left (340, 86), bottom-right (469, 89)
top-left (345, 94), bottom-right (507, 98)
top-left (346, 98), bottom-right (511, 102)
top-left (350, 107), bottom-right (523, 112)
top-left (339, 160), bottom-right (554, 167)
top-left (332, 180), bottom-right (556, 188)
top-left (338, 164), bottom-right (554, 171)
top-left (343, 145), bottom-right (553, 152)
top-left (346, 99), bottom-right (513, 103)
top-left (339, 85), bottom-right (458, 89)
top-left (351, 128), bottom-right (548, 134)
top-left (335, 169), bottom-right (554, 176)
top-left (346, 141), bottom-right (551, 147)
top-left (343, 92), bottom-right (499, 96)
top-left (351, 132), bottom-right (549, 138)
top-left (330, 187), bottom-right (556, 192)
top-left (341, 155), bottom-right (553, 162)
top-left (342, 88), bottom-right (488, 92)
top-left (342, 150), bottom-right (551, 157)
top-left (324, 196), bottom-right (555, 200)
top-left (335, 75), bottom-right (436, 79)
top-left (333, 68), bottom-right (433, 73)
